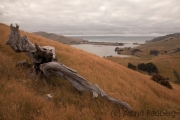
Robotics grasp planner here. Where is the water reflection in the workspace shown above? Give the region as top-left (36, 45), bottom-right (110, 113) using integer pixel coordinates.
top-left (71, 43), bottom-right (138, 57)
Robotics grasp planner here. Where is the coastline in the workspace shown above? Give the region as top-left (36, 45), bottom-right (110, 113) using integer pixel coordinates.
top-left (79, 41), bottom-right (124, 46)
top-left (70, 35), bottom-right (154, 57)
top-left (71, 42), bottom-right (139, 57)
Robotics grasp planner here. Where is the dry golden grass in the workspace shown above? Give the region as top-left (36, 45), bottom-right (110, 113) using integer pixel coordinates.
top-left (0, 23), bottom-right (180, 120)
top-left (108, 41), bottom-right (180, 83)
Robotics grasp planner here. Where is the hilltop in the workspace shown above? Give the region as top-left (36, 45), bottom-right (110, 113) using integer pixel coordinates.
top-left (150, 33), bottom-right (180, 42)
top-left (33, 31), bottom-right (83, 44)
top-left (0, 23), bottom-right (180, 120)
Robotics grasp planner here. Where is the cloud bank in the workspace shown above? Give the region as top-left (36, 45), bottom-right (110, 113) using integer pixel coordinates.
top-left (0, 0), bottom-right (180, 35)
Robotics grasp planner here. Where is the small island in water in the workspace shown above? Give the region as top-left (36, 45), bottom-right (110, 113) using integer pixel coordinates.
top-left (79, 40), bottom-right (124, 46)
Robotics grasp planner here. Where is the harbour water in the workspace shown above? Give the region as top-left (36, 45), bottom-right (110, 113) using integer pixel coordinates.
top-left (69, 36), bottom-right (157, 57)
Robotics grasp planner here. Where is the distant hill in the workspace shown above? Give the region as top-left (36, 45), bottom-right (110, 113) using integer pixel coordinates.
top-left (33, 31), bottom-right (83, 44)
top-left (150, 33), bottom-right (180, 42)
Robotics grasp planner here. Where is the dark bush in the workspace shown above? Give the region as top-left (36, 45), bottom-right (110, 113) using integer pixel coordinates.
top-left (128, 62), bottom-right (136, 70)
top-left (115, 47), bottom-right (123, 52)
top-left (138, 62), bottom-right (158, 75)
top-left (151, 74), bottom-right (172, 89)
top-left (146, 63), bottom-right (158, 74)
top-left (173, 70), bottom-right (180, 83)
top-left (137, 63), bottom-right (146, 71)
top-left (178, 47), bottom-right (180, 51)
top-left (149, 50), bottom-right (159, 56)
top-left (131, 49), bottom-right (142, 55)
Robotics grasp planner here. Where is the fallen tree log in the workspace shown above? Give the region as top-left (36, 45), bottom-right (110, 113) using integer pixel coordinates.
top-left (6, 24), bottom-right (132, 110)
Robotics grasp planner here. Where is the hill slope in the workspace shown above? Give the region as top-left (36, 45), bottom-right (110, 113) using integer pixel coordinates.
top-left (33, 31), bottom-right (83, 44)
top-left (110, 35), bottom-right (180, 83)
top-left (0, 23), bottom-right (180, 120)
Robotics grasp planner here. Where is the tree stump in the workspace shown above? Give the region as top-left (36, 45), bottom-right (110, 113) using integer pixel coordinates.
top-left (6, 24), bottom-right (132, 111)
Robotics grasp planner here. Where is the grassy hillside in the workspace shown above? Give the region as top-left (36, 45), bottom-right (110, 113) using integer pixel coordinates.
top-left (109, 36), bottom-right (180, 83)
top-left (33, 31), bottom-right (83, 44)
top-left (0, 23), bottom-right (180, 120)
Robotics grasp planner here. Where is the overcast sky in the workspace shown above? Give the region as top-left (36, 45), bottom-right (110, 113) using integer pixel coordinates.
top-left (0, 0), bottom-right (180, 35)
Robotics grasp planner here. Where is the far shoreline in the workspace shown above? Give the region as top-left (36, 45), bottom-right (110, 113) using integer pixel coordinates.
top-left (78, 41), bottom-right (125, 46)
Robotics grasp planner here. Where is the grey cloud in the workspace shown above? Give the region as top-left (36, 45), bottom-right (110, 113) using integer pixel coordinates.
top-left (0, 0), bottom-right (180, 35)
top-left (0, 12), bottom-right (3, 16)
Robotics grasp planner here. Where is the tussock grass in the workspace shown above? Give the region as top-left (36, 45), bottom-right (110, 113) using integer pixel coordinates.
top-left (0, 23), bottom-right (180, 120)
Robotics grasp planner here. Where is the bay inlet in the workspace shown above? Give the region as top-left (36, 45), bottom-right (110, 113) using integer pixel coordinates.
top-left (69, 36), bottom-right (156, 57)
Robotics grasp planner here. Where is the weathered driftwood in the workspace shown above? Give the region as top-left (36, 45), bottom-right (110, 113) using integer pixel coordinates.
top-left (16, 60), bottom-right (32, 68)
top-left (6, 24), bottom-right (132, 110)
